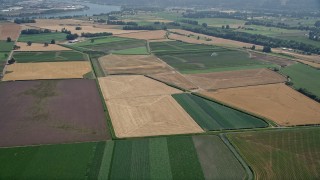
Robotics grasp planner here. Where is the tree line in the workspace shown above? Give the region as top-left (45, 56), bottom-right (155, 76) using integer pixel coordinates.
top-left (107, 20), bottom-right (138, 26)
top-left (21, 29), bottom-right (52, 35)
top-left (14, 18), bottom-right (36, 24)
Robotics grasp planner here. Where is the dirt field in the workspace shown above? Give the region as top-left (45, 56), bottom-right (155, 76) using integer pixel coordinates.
top-left (116, 30), bottom-right (167, 40)
top-left (250, 51), bottom-right (296, 67)
top-left (106, 95), bottom-right (203, 138)
top-left (0, 22), bottom-right (21, 40)
top-left (14, 42), bottom-right (71, 51)
top-left (148, 71), bottom-right (198, 90)
top-left (3, 61), bottom-right (91, 81)
top-left (98, 75), bottom-right (182, 100)
top-left (98, 54), bottom-right (172, 75)
top-left (202, 83), bottom-right (320, 126)
top-left (0, 79), bottom-right (110, 147)
top-left (185, 69), bottom-right (286, 90)
top-left (169, 29), bottom-right (263, 49)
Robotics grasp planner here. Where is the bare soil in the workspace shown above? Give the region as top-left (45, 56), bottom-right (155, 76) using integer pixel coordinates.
top-left (0, 22), bottom-right (21, 40)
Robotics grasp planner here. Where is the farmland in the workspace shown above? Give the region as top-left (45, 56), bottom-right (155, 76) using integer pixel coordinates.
top-left (3, 61), bottom-right (92, 81)
top-left (185, 68), bottom-right (286, 90)
top-left (281, 63), bottom-right (320, 97)
top-left (0, 41), bottom-right (14, 52)
top-left (0, 80), bottom-right (110, 147)
top-left (116, 30), bottom-right (167, 40)
top-left (14, 42), bottom-right (71, 51)
top-left (150, 41), bottom-right (272, 74)
top-left (98, 54), bottom-right (171, 75)
top-left (173, 93), bottom-right (268, 131)
top-left (202, 83), bottom-right (320, 126)
top-left (0, 22), bottom-right (21, 40)
top-left (228, 128), bottom-right (320, 179)
top-left (18, 33), bottom-right (67, 43)
top-left (250, 51), bottom-right (296, 67)
top-left (113, 47), bottom-right (149, 55)
top-left (12, 51), bottom-right (88, 63)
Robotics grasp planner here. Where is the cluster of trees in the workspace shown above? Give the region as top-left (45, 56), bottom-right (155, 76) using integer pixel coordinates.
top-left (61, 28), bottom-right (72, 34)
top-left (315, 21), bottom-right (320, 27)
top-left (107, 20), bottom-right (138, 26)
top-left (123, 25), bottom-right (156, 30)
top-left (21, 29), bottom-right (51, 35)
top-left (75, 27), bottom-right (82, 30)
top-left (167, 22), bottom-right (181, 26)
top-left (180, 19), bottom-right (198, 25)
top-left (81, 32), bottom-right (113, 38)
top-left (95, 19), bottom-right (107, 23)
top-left (66, 34), bottom-right (79, 40)
top-left (309, 31), bottom-right (320, 41)
top-left (14, 18), bottom-right (36, 24)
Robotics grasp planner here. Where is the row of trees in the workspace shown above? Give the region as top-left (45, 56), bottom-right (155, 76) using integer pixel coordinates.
top-left (245, 20), bottom-right (319, 31)
top-left (14, 18), bottom-right (36, 24)
top-left (81, 32), bottom-right (113, 38)
top-left (21, 29), bottom-right (52, 35)
top-left (180, 19), bottom-right (198, 25)
top-left (123, 25), bottom-right (156, 30)
top-left (107, 20), bottom-right (138, 26)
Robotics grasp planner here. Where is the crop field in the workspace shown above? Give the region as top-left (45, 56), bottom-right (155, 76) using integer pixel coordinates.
top-left (116, 30), bottom-right (167, 40)
top-left (3, 61), bottom-right (92, 81)
top-left (0, 80), bottom-right (110, 147)
top-left (281, 63), bottom-right (320, 97)
top-left (113, 46), bottom-right (149, 55)
top-left (12, 51), bottom-right (88, 63)
top-left (296, 59), bottom-right (320, 68)
top-left (185, 68), bottom-right (286, 90)
top-left (98, 75), bottom-right (181, 100)
top-left (195, 18), bottom-right (246, 28)
top-left (0, 142), bottom-right (115, 179)
top-left (14, 42), bottom-right (71, 51)
top-left (18, 33), bottom-right (67, 43)
top-left (203, 83), bottom-right (320, 126)
top-left (0, 41), bottom-right (14, 52)
top-left (173, 93), bottom-right (268, 131)
top-left (109, 135), bottom-right (247, 179)
top-left (98, 54), bottom-right (171, 75)
top-left (228, 128), bottom-right (320, 179)
top-left (0, 52), bottom-right (8, 72)
top-left (0, 22), bottom-right (21, 40)
top-left (148, 71), bottom-right (198, 90)
top-left (250, 51), bottom-right (296, 67)
top-left (150, 41), bottom-right (272, 74)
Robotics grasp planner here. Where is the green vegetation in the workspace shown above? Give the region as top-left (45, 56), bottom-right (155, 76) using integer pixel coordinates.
top-left (0, 41), bottom-right (14, 51)
top-left (196, 18), bottom-right (245, 27)
top-left (113, 46), bottom-right (149, 55)
top-left (228, 128), bottom-right (320, 179)
top-left (18, 33), bottom-right (67, 43)
top-left (0, 52), bottom-right (9, 72)
top-left (73, 37), bottom-right (125, 47)
top-left (12, 51), bottom-right (88, 63)
top-left (173, 94), bottom-right (268, 131)
top-left (281, 63), bottom-right (320, 97)
top-left (150, 41), bottom-right (272, 73)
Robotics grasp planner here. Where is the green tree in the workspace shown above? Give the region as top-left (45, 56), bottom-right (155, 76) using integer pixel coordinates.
top-left (6, 37), bottom-right (11, 42)
top-left (226, 25), bottom-right (230, 29)
top-left (91, 39), bottom-right (95, 43)
top-left (27, 41), bottom-right (32, 46)
top-left (202, 23), bottom-right (208, 28)
top-left (44, 42), bottom-right (49, 47)
top-left (251, 45), bottom-right (256, 50)
top-left (222, 25), bottom-right (225, 29)
top-left (51, 39), bottom-right (55, 44)
top-left (315, 21), bottom-right (320, 27)
top-left (263, 46), bottom-right (272, 53)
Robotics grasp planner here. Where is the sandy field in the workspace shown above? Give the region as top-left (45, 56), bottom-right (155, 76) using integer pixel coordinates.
top-left (148, 71), bottom-right (198, 90)
top-left (185, 69), bottom-right (286, 90)
top-left (98, 75), bottom-right (181, 100)
top-left (202, 83), bottom-right (320, 126)
top-left (107, 95), bottom-right (203, 138)
top-left (14, 42), bottom-right (71, 51)
top-left (99, 54), bottom-right (172, 75)
top-left (169, 29), bottom-right (263, 49)
top-left (0, 22), bottom-right (21, 40)
top-left (3, 61), bottom-right (91, 81)
top-left (116, 30), bottom-right (167, 40)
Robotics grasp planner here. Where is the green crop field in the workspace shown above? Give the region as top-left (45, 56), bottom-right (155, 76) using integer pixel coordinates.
top-left (195, 18), bottom-right (246, 27)
top-left (0, 41), bottom-right (14, 52)
top-left (173, 94), bottom-right (268, 131)
top-left (18, 33), bottom-right (67, 43)
top-left (150, 41), bottom-right (272, 73)
top-left (0, 52), bottom-right (9, 72)
top-left (0, 142), bottom-right (113, 179)
top-left (281, 63), bottom-right (320, 97)
top-left (228, 128), bottom-right (320, 179)
top-left (73, 37), bottom-right (125, 47)
top-left (12, 51), bottom-right (89, 63)
top-left (113, 46), bottom-right (149, 55)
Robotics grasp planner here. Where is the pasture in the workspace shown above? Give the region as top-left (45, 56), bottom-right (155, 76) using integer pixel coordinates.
top-left (0, 41), bottom-right (14, 52)
top-left (281, 63), bottom-right (320, 97)
top-left (12, 51), bottom-right (88, 63)
top-left (0, 80), bottom-right (110, 147)
top-left (228, 128), bottom-right (320, 179)
top-left (0, 22), bottom-right (21, 40)
top-left (203, 83), bottom-right (320, 126)
top-left (150, 41), bottom-right (271, 73)
top-left (173, 93), bottom-right (268, 131)
top-left (18, 32), bottom-right (67, 43)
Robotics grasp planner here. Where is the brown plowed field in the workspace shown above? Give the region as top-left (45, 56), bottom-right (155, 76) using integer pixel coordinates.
top-left (3, 61), bottom-right (91, 81)
top-left (116, 30), bottom-right (167, 40)
top-left (98, 75), bottom-right (182, 100)
top-left (14, 42), bottom-right (71, 51)
top-left (250, 52), bottom-right (296, 67)
top-left (185, 69), bottom-right (286, 90)
top-left (148, 71), bottom-right (198, 90)
top-left (0, 79), bottom-right (110, 147)
top-left (202, 83), bottom-right (320, 126)
top-left (0, 22), bottom-right (21, 40)
top-left (98, 54), bottom-right (172, 75)
top-left (106, 95), bottom-right (203, 138)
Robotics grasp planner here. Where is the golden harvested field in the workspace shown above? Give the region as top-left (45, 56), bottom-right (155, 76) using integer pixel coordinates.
top-left (274, 49), bottom-right (320, 64)
top-left (3, 61), bottom-right (91, 81)
top-left (296, 59), bottom-right (320, 68)
top-left (185, 69), bottom-right (286, 90)
top-left (14, 42), bottom-right (71, 51)
top-left (116, 30), bottom-right (167, 40)
top-left (202, 83), bottom-right (320, 126)
top-left (169, 29), bottom-right (262, 49)
top-left (106, 95), bottom-right (203, 138)
top-left (98, 54), bottom-right (172, 75)
top-left (148, 71), bottom-right (198, 90)
top-left (0, 22), bottom-right (21, 40)
top-left (98, 75), bottom-right (182, 100)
